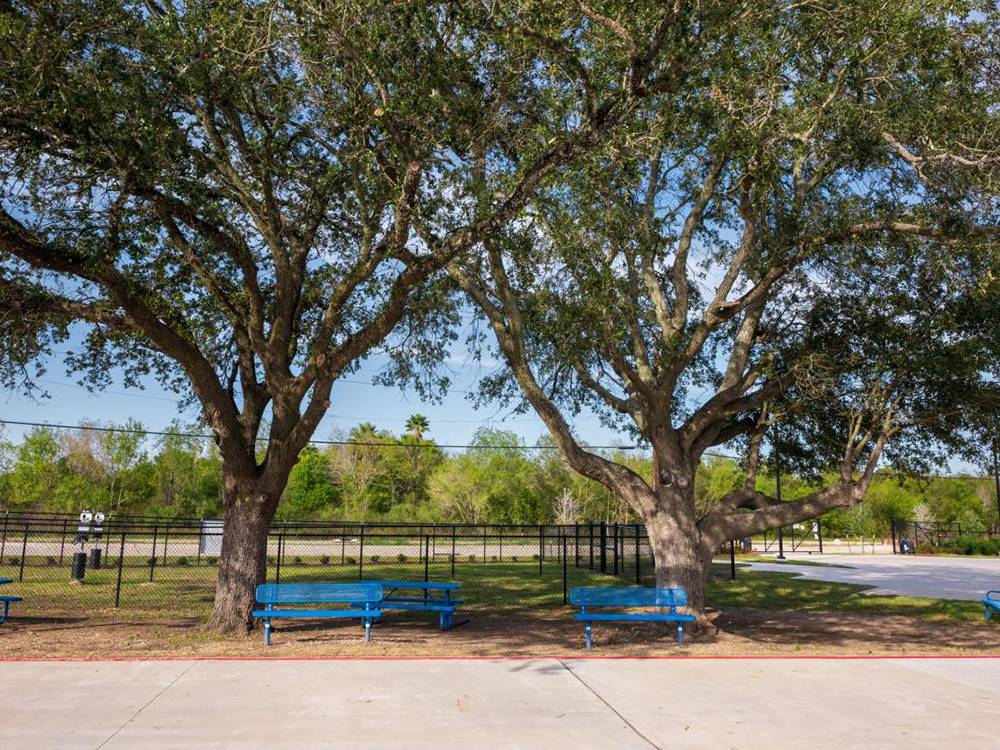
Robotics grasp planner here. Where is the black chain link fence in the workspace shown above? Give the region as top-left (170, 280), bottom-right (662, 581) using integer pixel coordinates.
top-left (0, 513), bottom-right (659, 619)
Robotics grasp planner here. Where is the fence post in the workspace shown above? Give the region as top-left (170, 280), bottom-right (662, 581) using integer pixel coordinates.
top-left (359, 525), bottom-right (365, 580)
top-left (538, 526), bottom-right (544, 575)
top-left (1, 513), bottom-right (7, 561)
top-left (59, 518), bottom-right (66, 564)
top-left (574, 524), bottom-right (580, 568)
top-left (730, 540), bottom-right (736, 581)
top-left (275, 532), bottom-right (283, 584)
top-left (599, 521), bottom-right (606, 573)
top-left (451, 526), bottom-right (456, 576)
top-left (498, 526), bottom-right (502, 561)
top-left (482, 526), bottom-right (487, 561)
top-left (149, 525), bottom-right (158, 582)
top-left (562, 534), bottom-right (568, 605)
top-left (612, 523), bottom-right (619, 576)
top-left (635, 525), bottom-right (641, 585)
top-left (817, 522), bottom-right (824, 554)
top-left (114, 533), bottom-right (125, 607)
top-left (18, 523), bottom-right (28, 582)
top-left (589, 522), bottom-right (594, 570)
top-left (162, 528), bottom-right (169, 566)
top-left (424, 535), bottom-right (430, 582)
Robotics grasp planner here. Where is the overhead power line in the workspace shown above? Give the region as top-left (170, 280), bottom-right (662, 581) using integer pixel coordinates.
top-left (0, 417), bottom-right (747, 460)
top-left (0, 418), bottom-right (650, 452)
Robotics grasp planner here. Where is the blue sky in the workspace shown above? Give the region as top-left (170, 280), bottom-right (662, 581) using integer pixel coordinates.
top-left (0, 340), bottom-right (631, 453)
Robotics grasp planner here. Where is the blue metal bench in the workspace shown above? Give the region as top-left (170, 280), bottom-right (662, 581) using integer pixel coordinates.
top-left (570, 586), bottom-right (696, 649)
top-left (252, 582), bottom-right (383, 645)
top-left (372, 580), bottom-right (462, 630)
top-left (0, 577), bottom-right (21, 626)
top-left (983, 591), bottom-right (1000, 621)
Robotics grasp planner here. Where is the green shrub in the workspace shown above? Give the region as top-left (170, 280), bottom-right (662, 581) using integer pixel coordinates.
top-left (293, 556), bottom-right (303, 566)
top-left (46, 556), bottom-right (57, 566)
top-left (468, 555), bottom-right (476, 562)
top-left (320, 555), bottom-right (330, 565)
top-left (345, 556), bottom-right (356, 565)
top-left (176, 556), bottom-right (189, 566)
top-left (267, 556), bottom-right (276, 565)
top-left (206, 556), bottom-right (217, 565)
top-left (7, 557), bottom-right (19, 566)
top-left (397, 554), bottom-right (407, 562)
top-left (370, 555), bottom-right (380, 563)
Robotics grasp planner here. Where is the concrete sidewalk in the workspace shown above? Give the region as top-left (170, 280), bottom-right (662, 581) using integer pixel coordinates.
top-left (3, 657), bottom-right (999, 749)
top-left (745, 553), bottom-right (1000, 600)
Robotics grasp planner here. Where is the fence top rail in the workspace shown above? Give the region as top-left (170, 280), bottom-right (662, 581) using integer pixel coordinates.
top-left (2, 514), bottom-right (649, 536)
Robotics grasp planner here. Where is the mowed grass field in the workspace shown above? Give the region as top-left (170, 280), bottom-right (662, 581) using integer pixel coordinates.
top-left (0, 554), bottom-right (985, 625)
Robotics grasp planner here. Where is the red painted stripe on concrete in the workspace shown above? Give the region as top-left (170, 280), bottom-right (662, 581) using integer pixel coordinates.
top-left (1, 654), bottom-right (998, 663)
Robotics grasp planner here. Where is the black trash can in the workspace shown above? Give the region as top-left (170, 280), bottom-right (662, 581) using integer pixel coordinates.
top-left (71, 551), bottom-right (87, 580)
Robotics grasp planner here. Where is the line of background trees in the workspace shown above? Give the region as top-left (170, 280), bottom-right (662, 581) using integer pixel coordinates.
top-left (1, 420), bottom-right (995, 538)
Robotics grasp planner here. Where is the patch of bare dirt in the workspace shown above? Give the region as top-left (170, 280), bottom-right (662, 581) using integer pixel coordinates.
top-left (2, 607), bottom-right (999, 658)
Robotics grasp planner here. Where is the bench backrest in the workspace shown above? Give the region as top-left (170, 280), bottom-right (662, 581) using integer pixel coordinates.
top-left (256, 582), bottom-right (383, 605)
top-left (569, 586), bottom-right (688, 610)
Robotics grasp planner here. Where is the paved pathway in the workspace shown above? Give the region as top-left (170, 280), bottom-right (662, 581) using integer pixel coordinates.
top-left (745, 553), bottom-right (1000, 600)
top-left (2, 657), bottom-right (999, 749)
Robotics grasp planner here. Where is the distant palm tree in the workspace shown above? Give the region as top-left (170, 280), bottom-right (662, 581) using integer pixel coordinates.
top-left (405, 414), bottom-right (430, 440)
top-left (350, 422), bottom-right (379, 440)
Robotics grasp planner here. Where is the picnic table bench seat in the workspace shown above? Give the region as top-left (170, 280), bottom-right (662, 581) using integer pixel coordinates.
top-left (252, 582), bottom-right (383, 645)
top-left (570, 586), bottom-right (696, 649)
top-left (984, 591), bottom-right (1000, 621)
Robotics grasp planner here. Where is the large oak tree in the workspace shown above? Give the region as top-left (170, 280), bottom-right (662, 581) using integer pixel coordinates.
top-left (0, 0), bottom-right (715, 629)
top-left (450, 0), bottom-right (1000, 616)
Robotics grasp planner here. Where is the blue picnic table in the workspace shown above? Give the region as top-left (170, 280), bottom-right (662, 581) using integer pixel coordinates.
top-left (371, 580), bottom-right (462, 630)
top-left (0, 577), bottom-right (22, 625)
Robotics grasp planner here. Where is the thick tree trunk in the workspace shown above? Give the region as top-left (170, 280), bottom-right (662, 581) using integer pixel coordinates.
top-left (645, 509), bottom-right (712, 623)
top-left (206, 476), bottom-right (279, 633)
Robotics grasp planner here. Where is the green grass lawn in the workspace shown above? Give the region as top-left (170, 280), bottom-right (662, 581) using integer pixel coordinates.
top-left (0, 559), bottom-right (624, 619)
top-left (1, 557), bottom-right (984, 625)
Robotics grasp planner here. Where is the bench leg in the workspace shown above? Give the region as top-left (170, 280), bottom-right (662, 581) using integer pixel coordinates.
top-left (364, 619), bottom-right (372, 642)
top-left (264, 620), bottom-right (271, 646)
top-left (677, 624), bottom-right (683, 645)
top-left (0, 600), bottom-right (8, 626)
top-left (584, 621), bottom-right (592, 650)
top-left (987, 607), bottom-right (993, 622)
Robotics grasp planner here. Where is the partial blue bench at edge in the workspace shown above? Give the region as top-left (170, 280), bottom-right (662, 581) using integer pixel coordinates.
top-left (984, 591), bottom-right (1000, 621)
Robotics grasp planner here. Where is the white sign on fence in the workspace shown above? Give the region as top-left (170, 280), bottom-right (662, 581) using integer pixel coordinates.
top-left (199, 520), bottom-right (223, 555)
